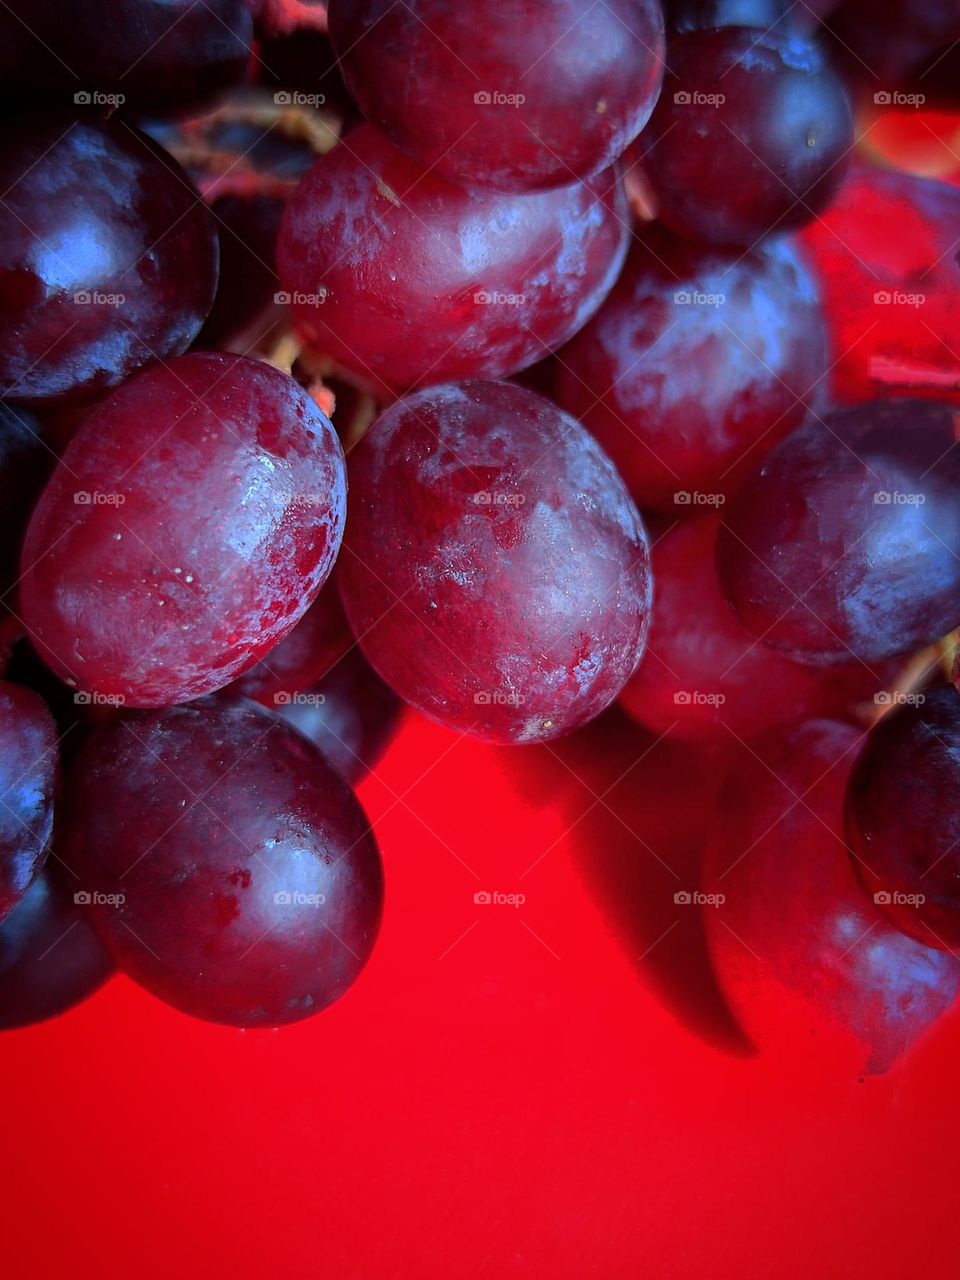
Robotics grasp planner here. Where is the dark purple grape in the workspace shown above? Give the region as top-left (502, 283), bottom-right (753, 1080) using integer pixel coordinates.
top-left (717, 400), bottom-right (960, 664)
top-left (276, 124), bottom-right (628, 397)
top-left (0, 115), bottom-right (218, 405)
top-left (0, 867), bottom-right (113, 1029)
top-left (337, 381), bottom-right (651, 744)
top-left (0, 1), bottom-right (253, 109)
top-left (328, 0), bottom-right (665, 192)
top-left (0, 403), bottom-right (53, 608)
top-left (554, 226), bottom-right (826, 511)
top-left (60, 698), bottom-right (384, 1027)
top-left (0, 681), bottom-right (58, 924)
top-left (262, 648), bottom-right (402, 784)
top-left (846, 684), bottom-right (960, 951)
top-left (640, 27), bottom-right (852, 246)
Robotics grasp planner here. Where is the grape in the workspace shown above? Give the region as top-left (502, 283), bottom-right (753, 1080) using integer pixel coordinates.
top-left (0, 867), bottom-right (113, 1030)
top-left (704, 719), bottom-right (960, 1074)
top-left (554, 226), bottom-right (826, 512)
top-left (716, 399), bottom-right (960, 664)
top-left (0, 403), bottom-right (52, 609)
top-left (60, 698), bottom-right (383, 1027)
top-left (337, 381), bottom-right (651, 744)
top-left (640, 27), bottom-right (853, 246)
top-left (620, 516), bottom-right (887, 742)
top-left (846, 684), bottom-right (960, 951)
top-left (276, 123), bottom-right (629, 397)
top-left (263, 649), bottom-right (403, 784)
top-left (227, 577), bottom-right (351, 704)
top-left (0, 682), bottom-right (58, 924)
top-left (798, 163), bottom-right (960, 406)
top-left (0, 115), bottom-right (218, 405)
top-left (0, 1), bottom-right (252, 109)
top-left (327, 0), bottom-right (665, 192)
top-left (20, 353), bottom-right (347, 707)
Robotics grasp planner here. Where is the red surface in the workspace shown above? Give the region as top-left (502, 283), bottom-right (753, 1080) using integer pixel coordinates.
top-left (2, 707), bottom-right (960, 1278)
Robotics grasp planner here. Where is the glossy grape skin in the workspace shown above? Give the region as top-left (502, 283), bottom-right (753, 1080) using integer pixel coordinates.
top-left (0, 403), bottom-right (53, 609)
top-left (554, 227), bottom-right (826, 512)
top-left (640, 28), bottom-right (852, 246)
top-left (704, 719), bottom-right (960, 1075)
top-left (799, 164), bottom-right (960, 407)
top-left (716, 400), bottom-right (960, 665)
top-left (276, 124), bottom-right (629, 398)
top-left (261, 649), bottom-right (403, 784)
top-left (227, 577), bottom-right (351, 704)
top-left (0, 116), bottom-right (218, 406)
top-left (0, 682), bottom-right (58, 924)
top-left (328, 0), bottom-right (665, 193)
top-left (0, 868), bottom-right (113, 1030)
top-left (620, 516), bottom-right (887, 742)
top-left (20, 353), bottom-right (346, 707)
top-left (338, 381), bottom-right (651, 744)
top-left (60, 699), bottom-right (384, 1027)
top-left (0, 1), bottom-right (252, 109)
top-left (846, 685), bottom-right (960, 951)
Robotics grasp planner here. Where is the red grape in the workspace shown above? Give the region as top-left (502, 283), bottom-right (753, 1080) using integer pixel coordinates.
top-left (0, 682), bottom-right (58, 924)
top-left (846, 684), bottom-right (960, 951)
top-left (328, 0), bottom-right (665, 192)
top-left (337, 380), bottom-right (651, 744)
top-left (554, 226), bottom-right (826, 511)
top-left (704, 719), bottom-right (960, 1074)
top-left (716, 399), bottom-right (960, 664)
top-left (60, 698), bottom-right (383, 1027)
top-left (0, 115), bottom-right (218, 405)
top-left (640, 27), bottom-right (852, 246)
top-left (20, 353), bottom-right (346, 707)
top-left (276, 124), bottom-right (629, 397)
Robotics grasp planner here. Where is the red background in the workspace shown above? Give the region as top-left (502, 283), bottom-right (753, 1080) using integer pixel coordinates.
top-left (2, 706), bottom-right (959, 1278)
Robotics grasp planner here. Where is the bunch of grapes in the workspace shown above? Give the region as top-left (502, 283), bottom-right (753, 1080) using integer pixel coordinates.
top-left (0, 0), bottom-right (958, 1075)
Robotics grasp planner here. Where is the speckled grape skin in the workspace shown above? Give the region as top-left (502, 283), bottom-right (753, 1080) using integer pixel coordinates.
top-left (328, 0), bottom-right (665, 192)
top-left (60, 698), bottom-right (383, 1027)
top-left (620, 516), bottom-right (886, 742)
top-left (846, 685), bottom-right (960, 951)
top-left (337, 381), bottom-right (652, 744)
top-left (554, 228), bottom-right (826, 511)
top-left (716, 400), bottom-right (960, 665)
top-left (276, 124), bottom-right (629, 397)
top-left (704, 719), bottom-right (960, 1075)
top-left (640, 28), bottom-right (852, 246)
top-left (0, 682), bottom-right (58, 924)
top-left (20, 353), bottom-right (346, 707)
top-left (0, 116), bottom-right (218, 405)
